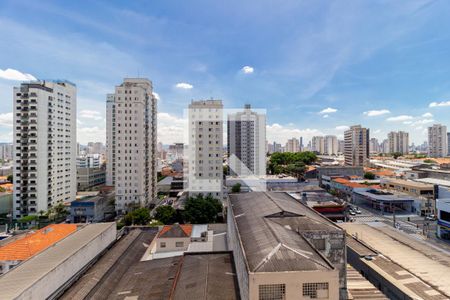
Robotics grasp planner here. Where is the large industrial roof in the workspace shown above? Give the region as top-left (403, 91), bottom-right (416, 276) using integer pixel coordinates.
top-left (229, 192), bottom-right (339, 273)
top-left (0, 224), bottom-right (77, 261)
top-left (0, 222), bottom-right (115, 299)
top-left (173, 253), bottom-right (240, 300)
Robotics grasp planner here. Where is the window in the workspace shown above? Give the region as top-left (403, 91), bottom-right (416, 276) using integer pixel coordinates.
top-left (302, 282), bottom-right (329, 299)
top-left (259, 284), bottom-right (286, 300)
top-left (175, 241), bottom-right (184, 247)
top-left (160, 242), bottom-right (166, 248)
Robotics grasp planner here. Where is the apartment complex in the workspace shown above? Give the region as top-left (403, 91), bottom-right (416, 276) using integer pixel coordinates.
top-left (344, 125), bottom-right (369, 167)
top-left (369, 138), bottom-right (379, 154)
top-left (428, 124), bottom-right (448, 158)
top-left (285, 137), bottom-right (300, 153)
top-left (106, 78), bottom-right (157, 214)
top-left (185, 100), bottom-right (223, 199)
top-left (324, 135), bottom-right (338, 155)
top-left (227, 104), bottom-right (266, 176)
top-left (311, 136), bottom-right (324, 154)
top-left (387, 131), bottom-right (409, 154)
top-left (13, 80), bottom-right (77, 218)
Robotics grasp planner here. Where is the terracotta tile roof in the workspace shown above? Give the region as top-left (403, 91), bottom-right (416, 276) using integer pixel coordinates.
top-left (0, 224), bottom-right (77, 261)
top-left (158, 224), bottom-right (192, 238)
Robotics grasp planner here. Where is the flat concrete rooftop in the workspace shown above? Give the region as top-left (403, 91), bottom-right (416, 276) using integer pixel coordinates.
top-left (341, 223), bottom-right (450, 298)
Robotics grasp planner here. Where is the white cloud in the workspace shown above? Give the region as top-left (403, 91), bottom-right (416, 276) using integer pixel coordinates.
top-left (422, 112), bottom-right (433, 118)
top-left (157, 112), bottom-right (186, 144)
top-left (79, 110), bottom-right (103, 121)
top-left (152, 92), bottom-right (160, 101)
top-left (335, 125), bottom-right (349, 131)
top-left (429, 101), bottom-right (450, 107)
top-left (412, 118), bottom-right (434, 125)
top-left (363, 109), bottom-right (390, 117)
top-left (77, 126), bottom-right (106, 144)
top-left (386, 115), bottom-right (413, 122)
top-left (318, 107), bottom-right (337, 114)
top-left (175, 82), bottom-right (193, 89)
top-left (241, 66), bottom-right (254, 74)
top-left (0, 68), bottom-right (36, 81)
top-left (322, 114), bottom-right (329, 118)
top-left (0, 112), bottom-right (13, 127)
top-left (266, 123), bottom-right (323, 144)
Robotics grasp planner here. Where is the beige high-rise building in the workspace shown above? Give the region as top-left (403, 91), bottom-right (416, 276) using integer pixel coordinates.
top-left (285, 137), bottom-right (300, 153)
top-left (388, 131), bottom-right (409, 154)
top-left (344, 125), bottom-right (369, 166)
top-left (13, 80), bottom-right (77, 218)
top-left (106, 78), bottom-right (157, 214)
top-left (228, 105), bottom-right (266, 176)
top-left (324, 135), bottom-right (338, 155)
top-left (428, 124), bottom-right (448, 158)
top-left (311, 136), bottom-right (325, 154)
top-left (185, 100), bottom-right (223, 199)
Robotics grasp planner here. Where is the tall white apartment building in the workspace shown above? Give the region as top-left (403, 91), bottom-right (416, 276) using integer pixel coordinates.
top-left (344, 125), bottom-right (369, 166)
top-left (13, 80), bottom-right (77, 218)
top-left (324, 135), bottom-right (338, 155)
top-left (106, 78), bottom-right (157, 214)
top-left (285, 137), bottom-right (300, 153)
top-left (185, 100), bottom-right (223, 199)
top-left (388, 131), bottom-right (409, 154)
top-left (311, 136), bottom-right (325, 154)
top-left (77, 154), bottom-right (101, 168)
top-left (428, 124), bottom-right (448, 158)
top-left (227, 105), bottom-right (266, 176)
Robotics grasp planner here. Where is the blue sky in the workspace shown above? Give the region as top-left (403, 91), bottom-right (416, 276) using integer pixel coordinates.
top-left (0, 0), bottom-right (450, 145)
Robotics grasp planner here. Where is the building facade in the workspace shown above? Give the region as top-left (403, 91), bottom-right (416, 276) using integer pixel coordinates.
top-left (312, 136), bottom-right (325, 154)
top-left (227, 105), bottom-right (266, 176)
top-left (388, 131), bottom-right (409, 154)
top-left (285, 137), bottom-right (300, 153)
top-left (428, 124), bottom-right (448, 158)
top-left (185, 100), bottom-right (223, 199)
top-left (13, 80), bottom-right (77, 218)
top-left (324, 135), bottom-right (338, 155)
top-left (344, 125), bottom-right (369, 167)
top-left (106, 78), bottom-right (157, 214)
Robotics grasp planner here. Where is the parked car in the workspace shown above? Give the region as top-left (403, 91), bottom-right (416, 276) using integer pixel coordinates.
top-left (349, 211), bottom-right (356, 216)
top-left (426, 214), bottom-right (436, 221)
top-left (355, 209), bottom-right (362, 214)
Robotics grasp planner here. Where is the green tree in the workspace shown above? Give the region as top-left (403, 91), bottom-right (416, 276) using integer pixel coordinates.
top-left (184, 194), bottom-right (222, 224)
top-left (286, 162), bottom-right (306, 181)
top-left (392, 152), bottom-right (402, 159)
top-left (122, 207), bottom-right (151, 226)
top-left (231, 183), bottom-right (241, 193)
top-left (364, 172), bottom-right (376, 180)
top-left (424, 159), bottom-right (437, 164)
top-left (6, 174), bottom-right (12, 183)
top-left (155, 205), bottom-right (177, 224)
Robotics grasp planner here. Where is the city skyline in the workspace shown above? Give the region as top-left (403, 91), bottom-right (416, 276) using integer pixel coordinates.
top-left (1, 1), bottom-right (450, 145)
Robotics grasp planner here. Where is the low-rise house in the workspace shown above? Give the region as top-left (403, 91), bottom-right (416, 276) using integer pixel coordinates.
top-left (70, 187), bottom-right (115, 223)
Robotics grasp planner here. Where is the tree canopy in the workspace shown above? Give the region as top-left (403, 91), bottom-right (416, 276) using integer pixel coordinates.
top-left (122, 207), bottom-right (151, 226)
top-left (154, 205), bottom-right (177, 224)
top-left (183, 194), bottom-right (222, 224)
top-left (364, 172), bottom-right (376, 180)
top-left (231, 183), bottom-right (241, 193)
top-left (267, 151), bottom-right (316, 180)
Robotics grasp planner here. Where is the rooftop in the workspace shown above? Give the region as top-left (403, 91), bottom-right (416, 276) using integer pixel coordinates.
top-left (172, 253), bottom-right (240, 300)
top-left (0, 224), bottom-right (77, 261)
top-left (414, 178), bottom-right (450, 187)
top-left (158, 224), bottom-right (192, 238)
top-left (353, 189), bottom-right (417, 202)
top-left (0, 223), bottom-right (115, 299)
top-left (341, 223), bottom-right (450, 298)
top-left (229, 192), bottom-right (340, 273)
top-left (381, 178), bottom-right (434, 188)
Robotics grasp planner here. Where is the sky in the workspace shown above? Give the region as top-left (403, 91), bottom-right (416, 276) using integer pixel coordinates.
top-left (0, 0), bottom-right (450, 145)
